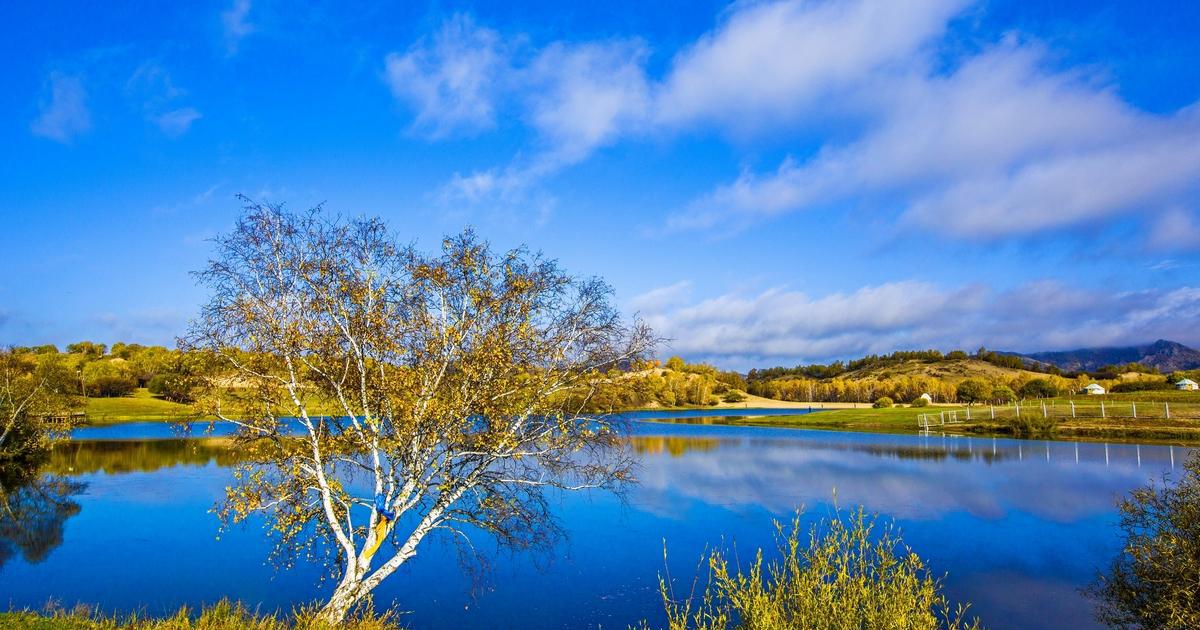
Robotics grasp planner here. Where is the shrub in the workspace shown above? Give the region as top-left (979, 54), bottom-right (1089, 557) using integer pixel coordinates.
top-left (147, 372), bottom-right (198, 403)
top-left (1019, 378), bottom-right (1059, 399)
top-left (81, 360), bottom-right (137, 398)
top-left (722, 390), bottom-right (747, 403)
top-left (990, 385), bottom-right (1015, 404)
top-left (955, 379), bottom-right (990, 405)
top-left (911, 397), bottom-right (930, 408)
top-left (1090, 453), bottom-right (1200, 629)
top-left (87, 376), bottom-right (137, 397)
top-left (873, 396), bottom-right (894, 408)
top-left (1007, 415), bottom-right (1056, 438)
top-left (1111, 380), bottom-right (1173, 393)
top-left (637, 508), bottom-right (982, 630)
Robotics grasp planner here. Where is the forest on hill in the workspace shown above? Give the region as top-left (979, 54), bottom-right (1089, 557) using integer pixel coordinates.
top-left (745, 348), bottom-right (1200, 405)
top-left (11, 341), bottom-right (1199, 414)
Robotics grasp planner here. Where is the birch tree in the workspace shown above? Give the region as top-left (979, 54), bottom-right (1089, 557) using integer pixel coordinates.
top-left (0, 349), bottom-right (80, 463)
top-left (184, 199), bottom-right (653, 622)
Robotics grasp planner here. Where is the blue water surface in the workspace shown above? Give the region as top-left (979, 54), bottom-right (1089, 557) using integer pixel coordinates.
top-left (3, 413), bottom-right (1189, 630)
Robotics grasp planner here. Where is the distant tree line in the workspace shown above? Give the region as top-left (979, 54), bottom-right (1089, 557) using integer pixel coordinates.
top-left (7, 342), bottom-right (208, 403)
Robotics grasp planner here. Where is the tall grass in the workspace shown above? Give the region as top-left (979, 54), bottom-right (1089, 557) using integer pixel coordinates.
top-left (636, 508), bottom-right (982, 630)
top-left (0, 599), bottom-right (401, 630)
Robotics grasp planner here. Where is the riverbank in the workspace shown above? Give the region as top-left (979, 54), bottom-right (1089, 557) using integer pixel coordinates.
top-left (701, 405), bottom-right (1200, 445)
top-left (78, 391), bottom-right (843, 425)
top-left (76, 391), bottom-right (1200, 445)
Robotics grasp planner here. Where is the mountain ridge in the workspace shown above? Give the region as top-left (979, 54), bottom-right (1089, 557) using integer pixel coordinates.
top-left (1011, 339), bottom-right (1200, 373)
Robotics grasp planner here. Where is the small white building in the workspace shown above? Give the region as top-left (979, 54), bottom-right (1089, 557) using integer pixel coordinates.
top-left (1083, 383), bottom-right (1106, 395)
top-left (918, 393), bottom-right (933, 403)
top-left (1177, 378), bottom-right (1199, 391)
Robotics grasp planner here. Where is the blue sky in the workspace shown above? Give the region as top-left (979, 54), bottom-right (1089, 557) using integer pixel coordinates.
top-left (3, 0), bottom-right (1200, 369)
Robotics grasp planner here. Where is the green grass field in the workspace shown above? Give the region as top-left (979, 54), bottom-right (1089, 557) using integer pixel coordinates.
top-left (83, 388), bottom-right (201, 424)
top-left (722, 399), bottom-right (1200, 444)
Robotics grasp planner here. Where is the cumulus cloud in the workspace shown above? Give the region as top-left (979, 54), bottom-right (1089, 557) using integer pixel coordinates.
top-left (386, 2), bottom-right (1200, 244)
top-left (30, 72), bottom-right (91, 143)
top-left (388, 0), bottom-right (968, 212)
top-left (427, 35), bottom-right (654, 212)
top-left (383, 15), bottom-right (508, 138)
top-left (525, 40), bottom-right (652, 166)
top-left (633, 280), bottom-right (1200, 368)
top-left (672, 35), bottom-right (1200, 239)
top-left (221, 0), bottom-right (255, 56)
top-left (653, 0), bottom-right (965, 130)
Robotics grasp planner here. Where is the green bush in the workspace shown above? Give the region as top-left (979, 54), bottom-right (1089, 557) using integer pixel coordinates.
top-left (81, 361), bottom-right (137, 398)
top-left (1090, 453), bottom-right (1200, 629)
top-left (873, 396), bottom-right (894, 408)
top-left (955, 379), bottom-right (990, 405)
top-left (147, 372), bottom-right (199, 403)
top-left (1007, 415), bottom-right (1057, 438)
top-left (637, 508), bottom-right (981, 630)
top-left (911, 397), bottom-right (930, 407)
top-left (990, 385), bottom-right (1015, 404)
top-left (1019, 378), bottom-right (1059, 400)
top-left (1111, 380), bottom-right (1173, 393)
top-left (721, 390), bottom-right (747, 403)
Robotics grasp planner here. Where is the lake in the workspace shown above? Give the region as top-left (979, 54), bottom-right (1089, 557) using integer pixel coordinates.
top-left (1, 411), bottom-right (1188, 629)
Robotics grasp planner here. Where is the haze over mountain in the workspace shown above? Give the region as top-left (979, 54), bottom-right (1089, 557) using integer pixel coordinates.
top-left (1014, 340), bottom-right (1200, 373)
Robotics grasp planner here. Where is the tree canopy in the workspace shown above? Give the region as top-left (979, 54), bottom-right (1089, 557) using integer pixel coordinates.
top-left (184, 200), bottom-right (653, 621)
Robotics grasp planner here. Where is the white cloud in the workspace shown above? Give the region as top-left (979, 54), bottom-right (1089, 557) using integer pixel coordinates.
top-left (1146, 208), bottom-right (1200, 252)
top-left (654, 0), bottom-right (966, 130)
top-left (153, 107), bottom-right (203, 137)
top-left (672, 36), bottom-right (1200, 239)
top-left (628, 280), bottom-right (692, 313)
top-left (524, 40), bottom-right (652, 166)
top-left (127, 62), bottom-right (202, 137)
top-left (30, 72), bottom-right (91, 143)
top-left (383, 15), bottom-right (508, 138)
top-left (222, 0), bottom-right (255, 56)
top-left (384, 2), bottom-right (1200, 243)
top-left (638, 280), bottom-right (1200, 368)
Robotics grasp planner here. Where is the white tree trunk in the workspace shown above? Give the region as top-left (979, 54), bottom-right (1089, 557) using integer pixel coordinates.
top-left (319, 577), bottom-right (366, 624)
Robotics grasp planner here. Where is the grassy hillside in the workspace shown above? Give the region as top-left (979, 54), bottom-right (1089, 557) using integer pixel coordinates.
top-left (839, 358), bottom-right (1045, 383)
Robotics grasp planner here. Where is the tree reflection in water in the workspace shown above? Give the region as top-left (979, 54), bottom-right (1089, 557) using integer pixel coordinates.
top-left (0, 452), bottom-right (85, 569)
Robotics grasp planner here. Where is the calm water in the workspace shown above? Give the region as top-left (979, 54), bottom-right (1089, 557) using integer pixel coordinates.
top-left (2, 414), bottom-right (1189, 629)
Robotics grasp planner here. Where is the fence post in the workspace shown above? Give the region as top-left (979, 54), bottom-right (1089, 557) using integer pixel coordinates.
top-left (1070, 401), bottom-right (1075, 418)
top-left (990, 406), bottom-right (995, 420)
top-left (966, 407), bottom-right (971, 421)
top-left (1101, 401), bottom-right (1105, 418)
top-left (1016, 401), bottom-right (1020, 418)
top-left (1132, 402), bottom-right (1137, 419)
top-left (1042, 401), bottom-right (1047, 418)
top-left (1165, 402), bottom-right (1170, 419)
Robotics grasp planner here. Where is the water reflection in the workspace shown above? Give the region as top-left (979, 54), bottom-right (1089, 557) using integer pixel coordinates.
top-left (0, 424), bottom-right (1189, 630)
top-left (47, 438), bottom-right (240, 475)
top-left (0, 458), bottom-right (85, 570)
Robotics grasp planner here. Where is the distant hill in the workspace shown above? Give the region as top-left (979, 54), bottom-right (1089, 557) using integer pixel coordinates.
top-left (1014, 340), bottom-right (1200, 373)
top-left (840, 358), bottom-right (1043, 383)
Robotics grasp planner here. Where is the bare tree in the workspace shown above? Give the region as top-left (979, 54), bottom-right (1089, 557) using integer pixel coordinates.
top-left (184, 199), bottom-right (653, 622)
